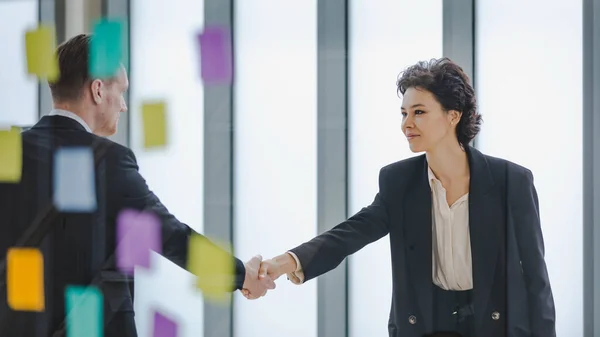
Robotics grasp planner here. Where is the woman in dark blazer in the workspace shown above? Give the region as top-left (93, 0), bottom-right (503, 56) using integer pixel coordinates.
top-left (248, 58), bottom-right (556, 337)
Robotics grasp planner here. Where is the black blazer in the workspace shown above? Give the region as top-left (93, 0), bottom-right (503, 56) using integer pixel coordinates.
top-left (290, 146), bottom-right (556, 337)
top-left (0, 115), bottom-right (246, 337)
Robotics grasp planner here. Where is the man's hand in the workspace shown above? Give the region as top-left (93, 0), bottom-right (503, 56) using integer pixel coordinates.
top-left (241, 255), bottom-right (276, 299)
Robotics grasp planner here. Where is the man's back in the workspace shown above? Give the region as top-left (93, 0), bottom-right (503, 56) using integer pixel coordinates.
top-left (0, 115), bottom-right (170, 336)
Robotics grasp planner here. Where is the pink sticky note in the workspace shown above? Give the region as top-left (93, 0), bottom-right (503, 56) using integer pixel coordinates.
top-left (116, 209), bottom-right (161, 274)
top-left (198, 25), bottom-right (232, 84)
top-left (153, 310), bottom-right (178, 337)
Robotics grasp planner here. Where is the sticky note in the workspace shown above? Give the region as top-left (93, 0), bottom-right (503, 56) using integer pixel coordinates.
top-left (7, 248), bottom-right (45, 311)
top-left (187, 234), bottom-right (234, 302)
top-left (90, 19), bottom-right (123, 78)
top-left (120, 20), bottom-right (130, 72)
top-left (198, 26), bottom-right (233, 84)
top-left (25, 25), bottom-right (59, 81)
top-left (0, 127), bottom-right (22, 183)
top-left (153, 310), bottom-right (178, 337)
top-left (116, 209), bottom-right (161, 275)
top-left (65, 286), bottom-right (103, 337)
top-left (53, 147), bottom-right (97, 212)
top-left (141, 102), bottom-right (167, 148)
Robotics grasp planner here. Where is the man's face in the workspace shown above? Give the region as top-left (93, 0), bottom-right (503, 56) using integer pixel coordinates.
top-left (93, 67), bottom-right (129, 136)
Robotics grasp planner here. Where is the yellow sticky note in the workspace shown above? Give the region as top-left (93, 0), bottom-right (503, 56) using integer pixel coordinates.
top-left (7, 248), bottom-right (45, 312)
top-left (187, 234), bottom-right (235, 302)
top-left (141, 102), bottom-right (167, 148)
top-left (0, 127), bottom-right (22, 183)
top-left (25, 25), bottom-right (59, 81)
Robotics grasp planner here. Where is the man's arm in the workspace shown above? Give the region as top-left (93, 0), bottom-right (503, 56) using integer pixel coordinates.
top-left (511, 168), bottom-right (556, 337)
top-left (107, 147), bottom-right (247, 290)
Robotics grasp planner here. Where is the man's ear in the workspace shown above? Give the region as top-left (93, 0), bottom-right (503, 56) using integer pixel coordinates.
top-left (90, 79), bottom-right (104, 104)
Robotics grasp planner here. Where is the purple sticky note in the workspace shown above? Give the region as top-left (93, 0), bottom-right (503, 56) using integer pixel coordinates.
top-left (198, 25), bottom-right (233, 84)
top-left (116, 209), bottom-right (161, 274)
top-left (153, 310), bottom-right (178, 337)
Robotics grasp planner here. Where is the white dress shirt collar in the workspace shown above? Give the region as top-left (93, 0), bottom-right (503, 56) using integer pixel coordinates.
top-left (48, 109), bottom-right (92, 133)
top-left (427, 166), bottom-right (437, 187)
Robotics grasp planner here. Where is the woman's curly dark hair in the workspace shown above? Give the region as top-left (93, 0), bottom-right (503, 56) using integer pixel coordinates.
top-left (396, 58), bottom-right (482, 148)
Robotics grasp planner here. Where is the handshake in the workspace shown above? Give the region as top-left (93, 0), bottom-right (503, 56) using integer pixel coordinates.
top-left (239, 253), bottom-right (297, 299)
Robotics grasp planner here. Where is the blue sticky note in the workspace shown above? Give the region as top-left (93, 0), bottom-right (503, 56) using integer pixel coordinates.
top-left (65, 286), bottom-right (103, 337)
top-left (198, 25), bottom-right (233, 84)
top-left (153, 310), bottom-right (178, 337)
top-left (90, 19), bottom-right (123, 77)
top-left (53, 147), bottom-right (96, 212)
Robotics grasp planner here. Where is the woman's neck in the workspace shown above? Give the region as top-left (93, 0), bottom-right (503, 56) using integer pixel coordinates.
top-left (426, 141), bottom-right (470, 182)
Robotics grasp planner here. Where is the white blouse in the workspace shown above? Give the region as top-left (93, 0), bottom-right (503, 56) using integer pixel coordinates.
top-left (428, 166), bottom-right (473, 291)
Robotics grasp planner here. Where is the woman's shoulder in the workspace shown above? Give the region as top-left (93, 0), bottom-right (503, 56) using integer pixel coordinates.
top-left (380, 153), bottom-right (426, 175)
top-left (480, 152), bottom-right (534, 182)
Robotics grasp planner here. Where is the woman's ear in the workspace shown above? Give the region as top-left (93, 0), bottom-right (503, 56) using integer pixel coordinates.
top-left (449, 110), bottom-right (462, 125)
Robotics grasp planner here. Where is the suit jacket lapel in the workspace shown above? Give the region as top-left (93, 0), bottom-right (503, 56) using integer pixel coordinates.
top-left (466, 146), bottom-right (500, 327)
top-left (404, 155), bottom-right (433, 331)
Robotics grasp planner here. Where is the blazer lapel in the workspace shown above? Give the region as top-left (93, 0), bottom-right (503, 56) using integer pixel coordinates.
top-left (466, 147), bottom-right (501, 327)
top-left (404, 155), bottom-right (433, 331)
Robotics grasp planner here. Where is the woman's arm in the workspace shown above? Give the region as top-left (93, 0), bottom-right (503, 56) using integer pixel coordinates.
top-left (288, 191), bottom-right (391, 282)
top-left (259, 167), bottom-right (392, 284)
top-left (510, 168), bottom-right (556, 337)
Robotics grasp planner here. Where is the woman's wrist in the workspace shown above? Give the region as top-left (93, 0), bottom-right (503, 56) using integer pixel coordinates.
top-left (274, 252), bottom-right (297, 275)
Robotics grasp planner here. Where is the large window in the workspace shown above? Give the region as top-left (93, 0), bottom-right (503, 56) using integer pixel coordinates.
top-left (475, 0), bottom-right (583, 335)
top-left (233, 1), bottom-right (318, 336)
top-left (0, 0), bottom-right (39, 126)
top-left (348, 1), bottom-right (443, 336)
top-left (130, 1), bottom-right (206, 336)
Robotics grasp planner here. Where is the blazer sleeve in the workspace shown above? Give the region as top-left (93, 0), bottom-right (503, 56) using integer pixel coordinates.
top-left (108, 148), bottom-right (246, 290)
top-left (288, 167), bottom-right (391, 283)
top-left (510, 168), bottom-right (556, 337)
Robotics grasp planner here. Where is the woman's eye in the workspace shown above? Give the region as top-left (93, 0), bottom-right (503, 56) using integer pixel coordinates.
top-left (415, 110), bottom-right (425, 115)
top-left (401, 112), bottom-right (407, 117)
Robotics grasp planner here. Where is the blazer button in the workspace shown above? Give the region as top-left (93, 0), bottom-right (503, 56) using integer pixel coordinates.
top-left (491, 311), bottom-right (500, 320)
top-left (408, 315), bottom-right (417, 325)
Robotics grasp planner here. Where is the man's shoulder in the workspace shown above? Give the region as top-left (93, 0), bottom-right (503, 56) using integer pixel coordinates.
top-left (22, 127), bottom-right (132, 159)
top-left (90, 135), bottom-right (131, 157)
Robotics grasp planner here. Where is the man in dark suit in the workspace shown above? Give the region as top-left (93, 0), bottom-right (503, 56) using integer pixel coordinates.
top-left (0, 34), bottom-right (272, 337)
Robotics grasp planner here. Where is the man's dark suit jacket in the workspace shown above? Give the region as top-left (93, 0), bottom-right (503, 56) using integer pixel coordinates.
top-left (0, 115), bottom-right (246, 337)
top-left (290, 146), bottom-right (556, 337)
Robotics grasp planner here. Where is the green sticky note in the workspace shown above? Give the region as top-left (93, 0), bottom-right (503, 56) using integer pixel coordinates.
top-left (187, 234), bottom-right (235, 303)
top-left (90, 19), bottom-right (123, 78)
top-left (65, 286), bottom-right (103, 337)
top-left (0, 127), bottom-right (22, 183)
top-left (142, 102), bottom-right (167, 148)
top-left (24, 25), bottom-right (59, 81)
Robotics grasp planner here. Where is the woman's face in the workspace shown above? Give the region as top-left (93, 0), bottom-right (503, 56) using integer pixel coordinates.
top-left (401, 87), bottom-right (460, 153)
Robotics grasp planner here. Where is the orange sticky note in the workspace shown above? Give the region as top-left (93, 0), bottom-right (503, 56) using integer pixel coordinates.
top-left (0, 127), bottom-right (22, 183)
top-left (25, 25), bottom-right (59, 81)
top-left (141, 102), bottom-right (167, 148)
top-left (7, 248), bottom-right (45, 311)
